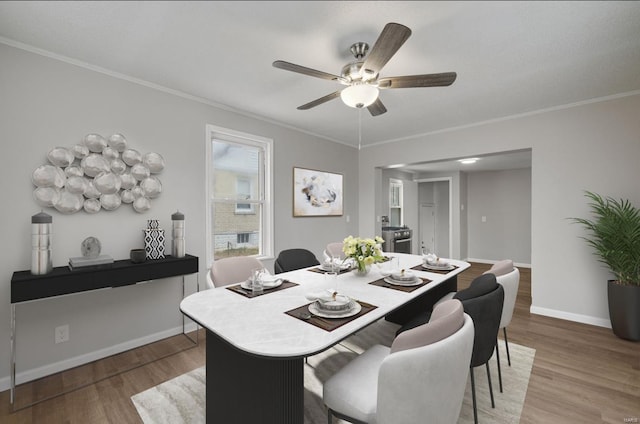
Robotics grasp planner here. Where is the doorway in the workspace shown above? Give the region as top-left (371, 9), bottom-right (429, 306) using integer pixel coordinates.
top-left (420, 203), bottom-right (436, 255)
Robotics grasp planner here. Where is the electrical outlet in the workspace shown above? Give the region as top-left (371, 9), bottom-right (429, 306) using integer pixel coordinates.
top-left (55, 324), bottom-right (69, 344)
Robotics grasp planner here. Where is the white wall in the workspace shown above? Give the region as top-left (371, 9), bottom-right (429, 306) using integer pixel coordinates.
top-left (415, 171), bottom-right (464, 259)
top-left (359, 92), bottom-right (640, 328)
top-left (417, 180), bottom-right (451, 257)
top-left (466, 168), bottom-right (532, 264)
top-left (0, 43), bottom-right (358, 389)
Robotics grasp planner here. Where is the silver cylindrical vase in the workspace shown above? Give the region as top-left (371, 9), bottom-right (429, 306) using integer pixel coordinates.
top-left (31, 211), bottom-right (53, 275)
top-left (171, 210), bottom-right (185, 258)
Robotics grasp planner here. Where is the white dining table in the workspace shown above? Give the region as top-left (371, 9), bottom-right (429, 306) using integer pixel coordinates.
top-left (180, 253), bottom-right (469, 423)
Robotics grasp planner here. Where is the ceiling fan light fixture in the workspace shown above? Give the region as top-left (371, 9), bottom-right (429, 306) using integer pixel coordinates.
top-left (340, 84), bottom-right (379, 109)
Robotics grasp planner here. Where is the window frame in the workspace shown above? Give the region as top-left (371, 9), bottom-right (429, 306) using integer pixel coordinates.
top-left (389, 178), bottom-right (404, 226)
top-left (205, 124), bottom-right (273, 268)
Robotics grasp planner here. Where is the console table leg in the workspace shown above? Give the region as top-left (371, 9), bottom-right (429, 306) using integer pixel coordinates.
top-left (10, 303), bottom-right (16, 405)
top-left (182, 274), bottom-right (199, 345)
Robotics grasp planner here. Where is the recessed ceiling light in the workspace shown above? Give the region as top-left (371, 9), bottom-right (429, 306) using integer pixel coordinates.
top-left (458, 158), bottom-right (479, 164)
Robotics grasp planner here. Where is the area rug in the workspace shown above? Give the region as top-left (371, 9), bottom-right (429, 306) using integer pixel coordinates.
top-left (132, 321), bottom-right (535, 424)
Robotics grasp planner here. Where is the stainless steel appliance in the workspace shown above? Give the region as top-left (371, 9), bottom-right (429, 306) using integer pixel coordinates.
top-left (381, 226), bottom-right (412, 254)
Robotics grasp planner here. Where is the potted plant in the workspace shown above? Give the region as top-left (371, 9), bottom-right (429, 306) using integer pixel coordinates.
top-left (571, 191), bottom-right (640, 341)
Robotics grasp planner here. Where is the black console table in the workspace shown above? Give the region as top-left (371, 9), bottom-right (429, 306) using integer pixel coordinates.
top-left (10, 254), bottom-right (199, 407)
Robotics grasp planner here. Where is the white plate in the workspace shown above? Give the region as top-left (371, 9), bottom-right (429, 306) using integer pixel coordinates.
top-left (240, 278), bottom-right (283, 290)
top-left (384, 276), bottom-right (424, 287)
top-left (309, 301), bottom-right (362, 319)
top-left (422, 263), bottom-right (455, 271)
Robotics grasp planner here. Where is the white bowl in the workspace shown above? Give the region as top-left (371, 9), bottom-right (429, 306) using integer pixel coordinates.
top-left (317, 294), bottom-right (351, 311)
top-left (390, 270), bottom-right (415, 281)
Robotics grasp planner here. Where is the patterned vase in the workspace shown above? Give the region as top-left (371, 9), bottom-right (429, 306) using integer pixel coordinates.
top-left (144, 227), bottom-right (165, 260)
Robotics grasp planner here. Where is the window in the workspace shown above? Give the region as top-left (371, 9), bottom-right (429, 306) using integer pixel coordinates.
top-left (389, 178), bottom-right (403, 226)
top-left (206, 125), bottom-right (273, 265)
top-left (235, 177), bottom-right (254, 213)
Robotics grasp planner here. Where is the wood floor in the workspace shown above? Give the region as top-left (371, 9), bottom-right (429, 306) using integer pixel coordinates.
top-left (1, 263), bottom-right (638, 423)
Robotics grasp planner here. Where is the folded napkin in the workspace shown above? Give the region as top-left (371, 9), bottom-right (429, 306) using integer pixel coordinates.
top-left (322, 257), bottom-right (348, 270)
top-left (305, 290), bottom-right (349, 305)
top-left (390, 269), bottom-right (415, 280)
top-left (260, 274), bottom-right (282, 283)
top-left (424, 255), bottom-right (450, 267)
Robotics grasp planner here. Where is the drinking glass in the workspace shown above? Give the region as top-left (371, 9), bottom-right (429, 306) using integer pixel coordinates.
top-left (389, 256), bottom-right (399, 272)
top-left (330, 254), bottom-right (341, 273)
top-left (326, 271), bottom-right (338, 294)
top-left (251, 268), bottom-right (264, 295)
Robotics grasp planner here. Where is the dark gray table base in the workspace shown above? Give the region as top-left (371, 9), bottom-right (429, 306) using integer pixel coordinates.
top-left (385, 275), bottom-right (457, 325)
top-left (206, 330), bottom-right (304, 423)
top-left (204, 272), bottom-right (459, 422)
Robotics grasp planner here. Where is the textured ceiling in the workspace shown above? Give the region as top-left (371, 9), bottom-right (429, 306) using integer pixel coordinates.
top-left (1, 1), bottom-right (639, 152)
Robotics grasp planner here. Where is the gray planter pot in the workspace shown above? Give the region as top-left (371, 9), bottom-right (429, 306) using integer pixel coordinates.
top-left (607, 280), bottom-right (640, 341)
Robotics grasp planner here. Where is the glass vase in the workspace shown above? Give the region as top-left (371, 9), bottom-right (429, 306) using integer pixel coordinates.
top-left (353, 261), bottom-right (371, 276)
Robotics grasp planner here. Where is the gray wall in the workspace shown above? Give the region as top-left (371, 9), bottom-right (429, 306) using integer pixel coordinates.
top-left (466, 168), bottom-right (532, 264)
top-left (0, 44), bottom-right (358, 388)
top-left (434, 181), bottom-right (451, 257)
top-left (360, 92), bottom-right (640, 328)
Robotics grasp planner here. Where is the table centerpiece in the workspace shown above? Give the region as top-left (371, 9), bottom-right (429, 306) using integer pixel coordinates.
top-left (342, 235), bottom-right (385, 276)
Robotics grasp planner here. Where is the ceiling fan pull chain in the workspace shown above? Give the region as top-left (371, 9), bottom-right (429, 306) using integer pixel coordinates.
top-left (358, 108), bottom-right (362, 151)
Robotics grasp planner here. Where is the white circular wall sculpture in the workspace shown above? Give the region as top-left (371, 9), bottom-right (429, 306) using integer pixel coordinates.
top-left (32, 133), bottom-right (164, 214)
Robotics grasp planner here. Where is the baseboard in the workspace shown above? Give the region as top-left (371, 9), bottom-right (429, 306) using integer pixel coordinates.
top-left (530, 305), bottom-right (612, 328)
top-left (0, 322), bottom-right (199, 393)
top-left (465, 258), bottom-right (532, 268)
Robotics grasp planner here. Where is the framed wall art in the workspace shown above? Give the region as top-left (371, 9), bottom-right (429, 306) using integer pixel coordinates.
top-left (293, 167), bottom-right (343, 217)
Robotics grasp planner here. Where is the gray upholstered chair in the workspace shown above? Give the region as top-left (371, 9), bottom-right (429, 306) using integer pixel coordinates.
top-left (397, 273), bottom-right (505, 424)
top-left (274, 248), bottom-right (320, 274)
top-left (323, 299), bottom-right (475, 424)
top-left (205, 256), bottom-right (264, 289)
top-left (483, 260), bottom-right (520, 392)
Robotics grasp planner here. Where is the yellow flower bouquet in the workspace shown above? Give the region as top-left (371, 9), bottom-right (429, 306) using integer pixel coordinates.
top-left (342, 235), bottom-right (385, 275)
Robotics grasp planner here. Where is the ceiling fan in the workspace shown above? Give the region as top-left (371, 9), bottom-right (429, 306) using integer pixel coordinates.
top-left (273, 22), bottom-right (457, 117)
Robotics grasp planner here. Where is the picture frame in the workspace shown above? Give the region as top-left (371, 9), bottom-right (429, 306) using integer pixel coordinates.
top-left (293, 167), bottom-right (343, 217)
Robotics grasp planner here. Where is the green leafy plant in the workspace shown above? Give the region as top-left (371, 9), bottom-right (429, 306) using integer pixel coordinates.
top-left (571, 191), bottom-right (640, 286)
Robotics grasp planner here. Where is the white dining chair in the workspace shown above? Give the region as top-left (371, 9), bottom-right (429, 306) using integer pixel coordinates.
top-left (324, 242), bottom-right (346, 260)
top-left (206, 256), bottom-right (264, 289)
top-left (483, 259), bottom-right (520, 392)
top-left (323, 299), bottom-right (475, 424)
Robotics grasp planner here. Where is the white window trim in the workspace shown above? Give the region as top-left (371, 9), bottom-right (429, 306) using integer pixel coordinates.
top-left (205, 124), bottom-right (274, 269)
top-left (389, 178), bottom-right (404, 225)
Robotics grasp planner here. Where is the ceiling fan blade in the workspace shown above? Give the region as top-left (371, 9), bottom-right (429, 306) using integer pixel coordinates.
top-left (273, 60), bottom-right (340, 81)
top-left (378, 72), bottom-right (457, 89)
top-left (297, 91), bottom-right (342, 110)
top-left (362, 23), bottom-right (412, 75)
top-left (367, 98), bottom-right (387, 116)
